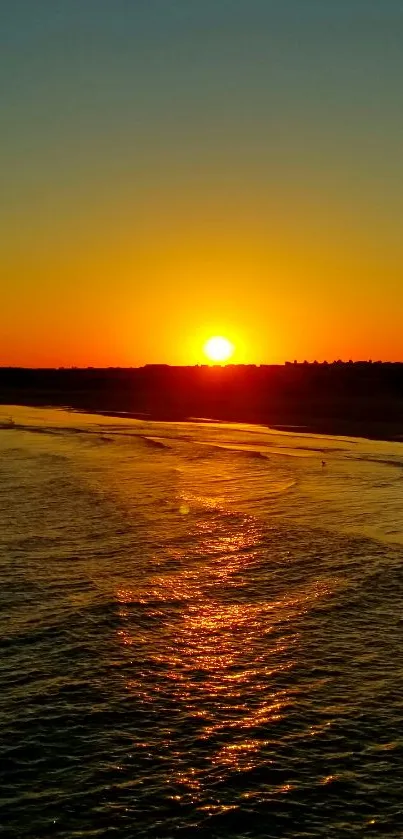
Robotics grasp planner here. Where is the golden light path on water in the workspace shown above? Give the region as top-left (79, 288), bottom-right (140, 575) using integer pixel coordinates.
top-left (115, 475), bottom-right (334, 815)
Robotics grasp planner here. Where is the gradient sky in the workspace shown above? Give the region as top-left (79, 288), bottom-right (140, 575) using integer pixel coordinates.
top-left (2, 0), bottom-right (403, 366)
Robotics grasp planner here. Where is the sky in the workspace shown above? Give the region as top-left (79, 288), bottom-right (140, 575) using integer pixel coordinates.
top-left (1, 0), bottom-right (403, 366)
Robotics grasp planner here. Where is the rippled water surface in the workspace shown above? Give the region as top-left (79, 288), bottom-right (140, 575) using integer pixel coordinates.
top-left (1, 406), bottom-right (403, 838)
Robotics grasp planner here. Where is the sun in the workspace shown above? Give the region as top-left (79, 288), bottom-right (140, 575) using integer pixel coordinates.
top-left (203, 336), bottom-right (234, 363)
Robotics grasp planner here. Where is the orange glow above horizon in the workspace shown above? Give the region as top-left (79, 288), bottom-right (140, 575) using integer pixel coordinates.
top-left (2, 4), bottom-right (403, 367)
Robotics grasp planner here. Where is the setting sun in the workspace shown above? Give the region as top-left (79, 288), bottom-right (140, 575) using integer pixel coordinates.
top-left (203, 336), bottom-right (234, 364)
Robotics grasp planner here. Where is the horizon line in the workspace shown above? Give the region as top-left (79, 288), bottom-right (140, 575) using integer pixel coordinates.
top-left (1, 359), bottom-right (403, 371)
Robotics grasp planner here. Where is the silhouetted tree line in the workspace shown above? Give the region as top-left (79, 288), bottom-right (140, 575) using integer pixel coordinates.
top-left (1, 363), bottom-right (403, 439)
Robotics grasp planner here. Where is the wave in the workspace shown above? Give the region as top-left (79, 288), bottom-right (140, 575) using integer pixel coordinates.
top-left (358, 455), bottom-right (403, 470)
top-left (140, 436), bottom-right (170, 449)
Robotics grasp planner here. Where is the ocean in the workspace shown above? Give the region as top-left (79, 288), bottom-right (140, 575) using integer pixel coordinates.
top-left (0, 405), bottom-right (402, 838)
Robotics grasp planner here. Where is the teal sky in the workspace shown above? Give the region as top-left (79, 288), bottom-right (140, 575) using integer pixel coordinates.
top-left (2, 1), bottom-right (403, 365)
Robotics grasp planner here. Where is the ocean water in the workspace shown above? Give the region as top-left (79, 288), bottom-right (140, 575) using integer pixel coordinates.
top-left (0, 405), bottom-right (402, 838)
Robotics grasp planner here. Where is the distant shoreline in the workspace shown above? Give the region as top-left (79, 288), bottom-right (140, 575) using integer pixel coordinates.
top-left (2, 402), bottom-right (403, 445)
top-left (85, 411), bottom-right (403, 443)
top-left (2, 364), bottom-right (403, 444)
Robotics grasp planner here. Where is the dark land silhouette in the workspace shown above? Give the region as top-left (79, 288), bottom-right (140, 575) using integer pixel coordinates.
top-left (1, 362), bottom-right (403, 441)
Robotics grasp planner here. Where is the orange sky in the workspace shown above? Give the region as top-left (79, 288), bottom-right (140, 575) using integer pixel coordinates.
top-left (2, 1), bottom-right (403, 366)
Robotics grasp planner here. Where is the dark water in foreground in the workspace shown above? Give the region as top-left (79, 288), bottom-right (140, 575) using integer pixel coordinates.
top-left (1, 406), bottom-right (403, 838)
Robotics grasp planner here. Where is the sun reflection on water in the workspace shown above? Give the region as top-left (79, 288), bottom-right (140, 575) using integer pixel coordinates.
top-left (113, 488), bottom-right (334, 811)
